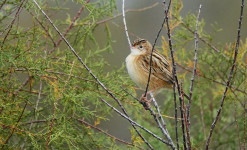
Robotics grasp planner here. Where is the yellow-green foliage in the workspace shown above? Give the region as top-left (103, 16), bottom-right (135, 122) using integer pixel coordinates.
top-left (0, 0), bottom-right (246, 149)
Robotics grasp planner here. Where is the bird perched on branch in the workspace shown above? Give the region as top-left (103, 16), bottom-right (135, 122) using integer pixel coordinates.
top-left (125, 39), bottom-right (174, 107)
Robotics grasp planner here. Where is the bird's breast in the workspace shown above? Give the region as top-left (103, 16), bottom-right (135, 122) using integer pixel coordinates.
top-left (126, 54), bottom-right (146, 89)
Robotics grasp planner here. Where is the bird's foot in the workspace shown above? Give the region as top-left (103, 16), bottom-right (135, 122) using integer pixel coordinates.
top-left (140, 94), bottom-right (152, 110)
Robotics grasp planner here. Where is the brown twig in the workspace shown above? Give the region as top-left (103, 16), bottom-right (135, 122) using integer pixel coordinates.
top-left (0, 123), bottom-right (38, 136)
top-left (1, 0), bottom-right (27, 48)
top-left (172, 83), bottom-right (179, 149)
top-left (181, 82), bottom-right (191, 149)
top-left (48, 0), bottom-right (90, 54)
top-left (96, 2), bottom-right (158, 25)
top-left (163, 0), bottom-right (187, 149)
top-left (205, 0), bottom-right (245, 149)
top-left (1, 102), bottom-right (27, 149)
top-left (144, 1), bottom-right (171, 98)
top-left (28, 11), bottom-right (56, 46)
top-left (0, 0), bottom-right (7, 10)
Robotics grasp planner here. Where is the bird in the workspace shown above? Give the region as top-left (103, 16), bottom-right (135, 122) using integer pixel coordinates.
top-left (125, 39), bottom-right (174, 106)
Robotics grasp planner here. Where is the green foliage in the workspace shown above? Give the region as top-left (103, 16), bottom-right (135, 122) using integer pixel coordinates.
top-left (0, 0), bottom-right (246, 149)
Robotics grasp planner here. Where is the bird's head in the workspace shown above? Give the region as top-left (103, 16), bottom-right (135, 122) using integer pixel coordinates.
top-left (130, 39), bottom-right (152, 55)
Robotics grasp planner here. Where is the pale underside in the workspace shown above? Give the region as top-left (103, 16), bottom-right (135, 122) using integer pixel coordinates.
top-left (126, 48), bottom-right (173, 94)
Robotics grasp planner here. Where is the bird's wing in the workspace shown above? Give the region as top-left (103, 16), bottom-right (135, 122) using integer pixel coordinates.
top-left (139, 51), bottom-right (174, 83)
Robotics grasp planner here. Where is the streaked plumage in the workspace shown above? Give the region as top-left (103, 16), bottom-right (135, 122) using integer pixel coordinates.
top-left (126, 39), bottom-right (173, 94)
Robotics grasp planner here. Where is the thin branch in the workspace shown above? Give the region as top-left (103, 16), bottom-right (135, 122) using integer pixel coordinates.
top-left (121, 87), bottom-right (175, 149)
top-left (49, 0), bottom-right (90, 54)
top-left (1, 0), bottom-right (27, 48)
top-left (144, 1), bottom-right (170, 97)
top-left (76, 118), bottom-right (144, 150)
top-left (0, 0), bottom-right (7, 10)
top-left (150, 93), bottom-right (175, 149)
top-left (28, 11), bottom-right (56, 46)
top-left (205, 0), bottom-right (245, 149)
top-left (163, 0), bottom-right (187, 149)
top-left (181, 82), bottom-right (191, 149)
top-left (1, 102), bottom-right (27, 149)
top-left (122, 0), bottom-right (131, 48)
top-left (186, 4), bottom-right (202, 149)
top-left (99, 97), bottom-right (171, 146)
top-left (96, 3), bottom-right (158, 25)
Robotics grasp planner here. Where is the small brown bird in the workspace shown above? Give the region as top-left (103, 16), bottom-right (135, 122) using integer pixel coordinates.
top-left (126, 39), bottom-right (173, 100)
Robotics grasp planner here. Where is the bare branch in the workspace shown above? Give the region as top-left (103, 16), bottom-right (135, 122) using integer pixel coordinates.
top-left (76, 118), bottom-right (144, 150)
top-left (122, 0), bottom-right (132, 48)
top-left (150, 93), bottom-right (175, 149)
top-left (99, 97), bottom-right (171, 147)
top-left (206, 0), bottom-right (245, 149)
top-left (162, 0), bottom-right (187, 149)
top-left (121, 88), bottom-right (175, 149)
top-left (144, 1), bottom-right (170, 97)
top-left (186, 4), bottom-right (202, 149)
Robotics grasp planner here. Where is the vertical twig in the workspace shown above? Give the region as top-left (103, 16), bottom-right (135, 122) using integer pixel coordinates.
top-left (205, 0), bottom-right (245, 149)
top-left (144, 0), bottom-right (172, 97)
top-left (173, 83), bottom-right (179, 149)
top-left (185, 4), bottom-right (202, 150)
top-left (162, 0), bottom-right (187, 149)
top-left (187, 4), bottom-right (202, 126)
top-left (181, 82), bottom-right (191, 149)
top-left (122, 0), bottom-right (131, 48)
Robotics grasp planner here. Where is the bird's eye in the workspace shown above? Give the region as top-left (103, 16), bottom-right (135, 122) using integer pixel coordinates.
top-left (139, 45), bottom-right (143, 49)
